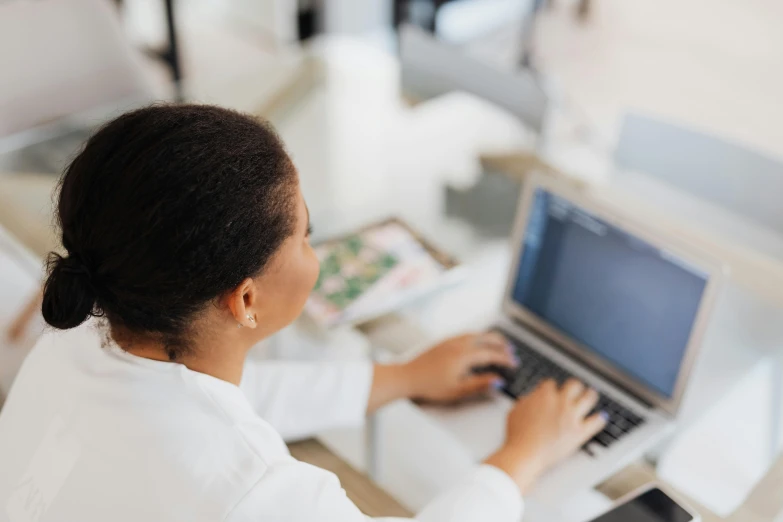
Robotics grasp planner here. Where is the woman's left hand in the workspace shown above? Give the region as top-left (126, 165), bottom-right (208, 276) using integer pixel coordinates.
top-left (402, 332), bottom-right (519, 403)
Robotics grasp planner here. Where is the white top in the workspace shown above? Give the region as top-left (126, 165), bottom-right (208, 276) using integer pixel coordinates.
top-left (0, 322), bottom-right (523, 522)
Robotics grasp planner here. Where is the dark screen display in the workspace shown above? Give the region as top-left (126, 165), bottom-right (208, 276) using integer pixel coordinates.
top-left (590, 488), bottom-right (694, 522)
top-left (512, 189), bottom-right (708, 398)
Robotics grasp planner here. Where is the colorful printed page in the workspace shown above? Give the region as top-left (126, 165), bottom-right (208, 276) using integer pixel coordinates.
top-left (305, 221), bottom-right (446, 328)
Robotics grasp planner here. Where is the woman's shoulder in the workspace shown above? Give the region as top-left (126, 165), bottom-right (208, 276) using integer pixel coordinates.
top-left (187, 369), bottom-right (292, 463)
top-left (0, 324), bottom-right (296, 521)
top-left (13, 319), bottom-right (293, 468)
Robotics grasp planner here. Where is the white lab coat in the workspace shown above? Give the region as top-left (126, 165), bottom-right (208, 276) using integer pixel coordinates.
top-left (0, 321), bottom-right (523, 522)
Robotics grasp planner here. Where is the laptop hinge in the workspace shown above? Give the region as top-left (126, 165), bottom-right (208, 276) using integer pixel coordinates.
top-left (500, 320), bottom-right (655, 409)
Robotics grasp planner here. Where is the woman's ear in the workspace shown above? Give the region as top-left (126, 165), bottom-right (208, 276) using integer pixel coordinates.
top-left (225, 278), bottom-right (259, 329)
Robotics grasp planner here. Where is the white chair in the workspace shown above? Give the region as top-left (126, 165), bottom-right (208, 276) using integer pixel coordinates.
top-left (0, 0), bottom-right (156, 138)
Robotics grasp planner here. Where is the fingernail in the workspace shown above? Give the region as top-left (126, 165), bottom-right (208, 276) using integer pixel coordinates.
top-left (492, 378), bottom-right (505, 390)
top-left (511, 355), bottom-right (521, 367)
top-left (505, 342), bottom-right (515, 355)
top-left (599, 411), bottom-right (610, 422)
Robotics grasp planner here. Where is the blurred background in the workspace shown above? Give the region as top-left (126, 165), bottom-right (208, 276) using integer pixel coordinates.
top-left (1, 1), bottom-right (783, 521)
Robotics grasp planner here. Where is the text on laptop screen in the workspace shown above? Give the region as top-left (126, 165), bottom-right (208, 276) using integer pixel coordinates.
top-left (512, 189), bottom-right (708, 398)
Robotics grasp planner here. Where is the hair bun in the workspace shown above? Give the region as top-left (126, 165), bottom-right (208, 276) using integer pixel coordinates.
top-left (41, 253), bottom-right (97, 329)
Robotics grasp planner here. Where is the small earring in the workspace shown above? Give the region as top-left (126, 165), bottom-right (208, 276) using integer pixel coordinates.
top-left (237, 323), bottom-right (242, 329)
top-left (246, 314), bottom-right (255, 323)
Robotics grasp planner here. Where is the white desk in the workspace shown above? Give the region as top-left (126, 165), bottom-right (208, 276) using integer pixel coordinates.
top-left (357, 246), bottom-right (777, 513)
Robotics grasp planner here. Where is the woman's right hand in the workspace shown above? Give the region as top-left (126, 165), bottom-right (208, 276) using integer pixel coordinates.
top-left (484, 378), bottom-right (607, 494)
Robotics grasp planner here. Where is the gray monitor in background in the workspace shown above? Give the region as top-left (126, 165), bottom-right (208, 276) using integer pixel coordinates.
top-left (399, 24), bottom-right (549, 135)
top-left (614, 113), bottom-right (783, 234)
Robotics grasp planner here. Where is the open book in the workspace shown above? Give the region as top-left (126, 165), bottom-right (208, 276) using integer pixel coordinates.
top-left (304, 219), bottom-right (461, 328)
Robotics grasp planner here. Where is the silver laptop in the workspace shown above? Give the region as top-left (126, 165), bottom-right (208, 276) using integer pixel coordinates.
top-left (492, 175), bottom-right (724, 501)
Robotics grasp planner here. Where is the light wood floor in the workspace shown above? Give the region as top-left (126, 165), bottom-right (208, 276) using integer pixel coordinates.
top-left (289, 439), bottom-right (413, 518)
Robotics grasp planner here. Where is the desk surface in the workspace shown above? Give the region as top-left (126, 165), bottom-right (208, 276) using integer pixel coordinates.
top-left (355, 233), bottom-right (774, 518)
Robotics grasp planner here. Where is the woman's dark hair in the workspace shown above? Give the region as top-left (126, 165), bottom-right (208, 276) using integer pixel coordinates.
top-left (42, 104), bottom-right (298, 359)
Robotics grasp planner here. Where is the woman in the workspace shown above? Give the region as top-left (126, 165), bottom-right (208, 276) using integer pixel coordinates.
top-left (0, 105), bottom-right (605, 521)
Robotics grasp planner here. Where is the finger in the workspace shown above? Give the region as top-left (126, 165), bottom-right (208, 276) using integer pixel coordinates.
top-left (574, 387), bottom-right (600, 417)
top-left (562, 378), bottom-right (585, 400)
top-left (536, 378), bottom-right (558, 394)
top-left (582, 411), bottom-right (608, 439)
top-left (475, 332), bottom-right (513, 352)
top-left (476, 333), bottom-right (518, 363)
top-left (459, 374), bottom-right (503, 397)
top-left (468, 343), bottom-right (518, 369)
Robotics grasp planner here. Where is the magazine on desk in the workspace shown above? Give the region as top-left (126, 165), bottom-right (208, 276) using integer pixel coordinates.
top-left (304, 218), bottom-right (464, 329)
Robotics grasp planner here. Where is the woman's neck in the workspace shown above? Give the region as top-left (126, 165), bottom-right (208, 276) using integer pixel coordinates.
top-left (179, 352), bottom-right (247, 386)
top-left (113, 328), bottom-right (250, 386)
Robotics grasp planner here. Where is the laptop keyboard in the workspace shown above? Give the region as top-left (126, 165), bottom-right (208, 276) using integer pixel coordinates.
top-left (490, 331), bottom-right (646, 455)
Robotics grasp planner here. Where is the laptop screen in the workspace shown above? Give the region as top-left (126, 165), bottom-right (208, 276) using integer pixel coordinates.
top-left (512, 188), bottom-right (709, 398)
